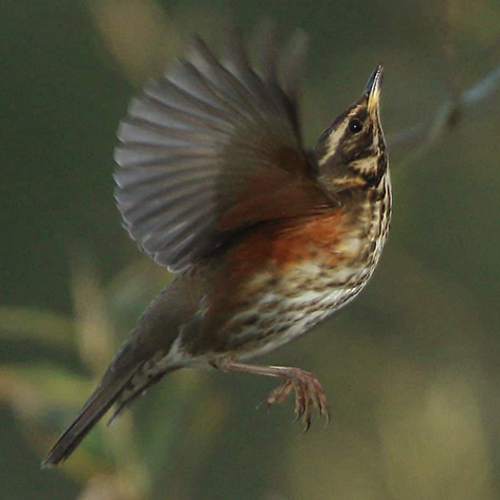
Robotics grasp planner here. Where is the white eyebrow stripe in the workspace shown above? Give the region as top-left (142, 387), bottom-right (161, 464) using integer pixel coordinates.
top-left (317, 121), bottom-right (348, 166)
top-left (318, 102), bottom-right (371, 167)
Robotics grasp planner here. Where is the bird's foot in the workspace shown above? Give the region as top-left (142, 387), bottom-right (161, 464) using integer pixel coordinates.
top-left (263, 368), bottom-right (331, 432)
top-left (213, 358), bottom-right (330, 431)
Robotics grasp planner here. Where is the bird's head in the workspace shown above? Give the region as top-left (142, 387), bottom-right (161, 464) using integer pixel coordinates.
top-left (314, 65), bottom-right (388, 195)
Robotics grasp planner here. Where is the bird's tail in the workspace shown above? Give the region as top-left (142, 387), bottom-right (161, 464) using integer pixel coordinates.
top-left (41, 370), bottom-right (135, 468)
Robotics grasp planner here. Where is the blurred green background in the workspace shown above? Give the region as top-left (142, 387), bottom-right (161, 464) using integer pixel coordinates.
top-left (1, 0), bottom-right (500, 499)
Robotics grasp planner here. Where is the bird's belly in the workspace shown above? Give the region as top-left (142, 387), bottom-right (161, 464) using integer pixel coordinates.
top-left (223, 259), bottom-right (373, 359)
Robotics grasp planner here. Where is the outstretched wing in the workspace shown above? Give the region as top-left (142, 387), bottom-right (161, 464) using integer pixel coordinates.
top-left (114, 24), bottom-right (321, 272)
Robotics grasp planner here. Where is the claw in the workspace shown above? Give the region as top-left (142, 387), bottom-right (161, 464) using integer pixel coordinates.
top-left (292, 409), bottom-right (302, 424)
top-left (302, 413), bottom-right (312, 433)
top-left (324, 411), bottom-right (331, 427)
top-left (261, 368), bottom-right (330, 431)
top-left (256, 398), bottom-right (270, 412)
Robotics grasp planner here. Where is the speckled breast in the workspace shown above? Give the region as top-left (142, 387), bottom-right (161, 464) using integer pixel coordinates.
top-left (220, 175), bottom-right (392, 360)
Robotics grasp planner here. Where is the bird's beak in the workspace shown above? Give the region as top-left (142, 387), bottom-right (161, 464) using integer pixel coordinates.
top-left (365, 64), bottom-right (384, 113)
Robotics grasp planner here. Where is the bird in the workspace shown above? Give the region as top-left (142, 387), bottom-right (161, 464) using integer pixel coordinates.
top-left (42, 23), bottom-right (391, 467)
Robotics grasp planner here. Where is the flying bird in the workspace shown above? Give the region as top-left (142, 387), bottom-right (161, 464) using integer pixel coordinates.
top-left (42, 24), bottom-right (391, 467)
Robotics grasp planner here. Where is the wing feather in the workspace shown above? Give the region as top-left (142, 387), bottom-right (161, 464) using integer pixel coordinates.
top-left (114, 24), bottom-right (322, 272)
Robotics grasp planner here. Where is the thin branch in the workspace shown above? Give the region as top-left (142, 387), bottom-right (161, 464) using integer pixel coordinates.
top-left (387, 49), bottom-right (500, 165)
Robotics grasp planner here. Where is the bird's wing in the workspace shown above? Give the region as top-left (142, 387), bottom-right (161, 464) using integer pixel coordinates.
top-left (114, 24), bottom-right (326, 272)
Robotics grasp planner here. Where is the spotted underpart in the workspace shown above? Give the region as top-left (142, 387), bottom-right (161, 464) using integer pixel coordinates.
top-left (120, 168), bottom-right (392, 395)
top-left (214, 172), bottom-right (392, 359)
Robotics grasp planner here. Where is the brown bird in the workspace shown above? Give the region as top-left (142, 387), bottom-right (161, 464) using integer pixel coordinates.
top-left (42, 24), bottom-right (391, 467)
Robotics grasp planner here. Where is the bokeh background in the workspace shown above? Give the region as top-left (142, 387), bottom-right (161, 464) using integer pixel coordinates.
top-left (2, 0), bottom-right (500, 499)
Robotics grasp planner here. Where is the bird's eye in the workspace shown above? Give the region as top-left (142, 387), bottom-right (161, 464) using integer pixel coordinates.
top-left (348, 118), bottom-right (363, 134)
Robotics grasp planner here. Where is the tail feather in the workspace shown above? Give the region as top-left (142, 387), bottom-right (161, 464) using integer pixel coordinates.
top-left (41, 371), bottom-right (134, 468)
top-left (107, 369), bottom-right (172, 426)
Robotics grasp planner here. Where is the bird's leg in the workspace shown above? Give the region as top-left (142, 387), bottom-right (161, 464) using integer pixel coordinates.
top-left (214, 359), bottom-right (331, 431)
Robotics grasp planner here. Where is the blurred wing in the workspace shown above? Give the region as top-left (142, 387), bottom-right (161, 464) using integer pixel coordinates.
top-left (114, 25), bottom-right (315, 272)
